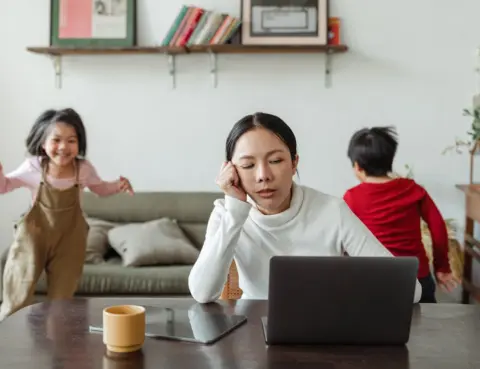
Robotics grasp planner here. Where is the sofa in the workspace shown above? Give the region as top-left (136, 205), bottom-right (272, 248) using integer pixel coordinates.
top-left (0, 191), bottom-right (223, 300)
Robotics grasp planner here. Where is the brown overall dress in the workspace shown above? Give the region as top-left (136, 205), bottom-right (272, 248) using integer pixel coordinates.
top-left (0, 159), bottom-right (88, 320)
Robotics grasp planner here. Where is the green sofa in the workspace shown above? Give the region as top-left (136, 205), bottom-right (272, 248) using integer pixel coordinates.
top-left (0, 191), bottom-right (222, 300)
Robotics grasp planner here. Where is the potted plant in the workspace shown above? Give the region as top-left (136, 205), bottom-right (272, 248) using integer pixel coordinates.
top-left (443, 107), bottom-right (480, 183)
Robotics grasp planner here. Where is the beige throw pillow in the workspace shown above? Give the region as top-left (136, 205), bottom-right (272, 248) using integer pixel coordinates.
top-left (85, 217), bottom-right (118, 264)
top-left (107, 218), bottom-right (200, 267)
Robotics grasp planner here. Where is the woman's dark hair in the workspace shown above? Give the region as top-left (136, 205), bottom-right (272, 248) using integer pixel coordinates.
top-left (347, 126), bottom-right (398, 176)
top-left (25, 108), bottom-right (87, 158)
top-left (226, 112), bottom-right (297, 161)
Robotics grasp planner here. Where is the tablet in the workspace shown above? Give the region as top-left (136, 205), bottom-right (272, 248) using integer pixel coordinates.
top-left (89, 304), bottom-right (247, 344)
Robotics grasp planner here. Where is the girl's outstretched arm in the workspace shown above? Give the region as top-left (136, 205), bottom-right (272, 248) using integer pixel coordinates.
top-left (0, 160), bottom-right (34, 194)
top-left (82, 160), bottom-right (132, 196)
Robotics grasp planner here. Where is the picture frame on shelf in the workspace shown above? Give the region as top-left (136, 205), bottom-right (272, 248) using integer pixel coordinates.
top-left (240, 0), bottom-right (328, 46)
top-left (50, 0), bottom-right (136, 48)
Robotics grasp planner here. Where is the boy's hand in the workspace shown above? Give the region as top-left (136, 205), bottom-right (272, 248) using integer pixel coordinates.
top-left (435, 272), bottom-right (460, 292)
top-left (118, 176), bottom-right (134, 195)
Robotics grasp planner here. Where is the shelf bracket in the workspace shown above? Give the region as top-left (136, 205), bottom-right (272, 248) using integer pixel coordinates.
top-left (167, 53), bottom-right (176, 89)
top-left (51, 55), bottom-right (62, 89)
top-left (209, 50), bottom-right (218, 88)
top-left (324, 49), bottom-right (333, 88)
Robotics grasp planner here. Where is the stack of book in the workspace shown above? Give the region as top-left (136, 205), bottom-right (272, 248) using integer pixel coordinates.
top-left (161, 5), bottom-right (241, 47)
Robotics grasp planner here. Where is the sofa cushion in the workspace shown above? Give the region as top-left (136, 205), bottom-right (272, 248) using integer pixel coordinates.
top-left (34, 259), bottom-right (192, 295)
top-left (179, 222), bottom-right (207, 250)
top-left (107, 218), bottom-right (200, 267)
top-left (85, 217), bottom-right (118, 264)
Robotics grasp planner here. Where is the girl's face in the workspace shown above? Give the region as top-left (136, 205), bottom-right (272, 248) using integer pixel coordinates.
top-left (42, 122), bottom-right (79, 167)
top-left (232, 127), bottom-right (298, 215)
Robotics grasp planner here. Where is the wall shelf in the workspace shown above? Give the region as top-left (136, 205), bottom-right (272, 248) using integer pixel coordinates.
top-left (26, 44), bottom-right (348, 89)
top-left (455, 184), bottom-right (480, 304)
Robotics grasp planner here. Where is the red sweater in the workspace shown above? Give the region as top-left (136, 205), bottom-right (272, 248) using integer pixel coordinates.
top-left (343, 178), bottom-right (450, 278)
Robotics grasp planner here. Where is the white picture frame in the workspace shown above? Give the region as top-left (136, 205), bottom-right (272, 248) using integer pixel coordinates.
top-left (241, 0), bottom-right (328, 46)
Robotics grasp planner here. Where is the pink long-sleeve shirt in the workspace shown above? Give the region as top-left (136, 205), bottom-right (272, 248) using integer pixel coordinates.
top-left (0, 156), bottom-right (121, 201)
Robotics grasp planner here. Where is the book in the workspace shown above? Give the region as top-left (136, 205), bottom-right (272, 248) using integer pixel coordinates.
top-left (161, 4), bottom-right (242, 46)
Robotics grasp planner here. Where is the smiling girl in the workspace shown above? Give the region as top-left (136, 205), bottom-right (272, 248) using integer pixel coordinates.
top-left (0, 108), bottom-right (133, 320)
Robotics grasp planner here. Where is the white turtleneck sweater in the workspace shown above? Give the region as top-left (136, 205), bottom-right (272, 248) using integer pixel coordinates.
top-left (188, 183), bottom-right (422, 304)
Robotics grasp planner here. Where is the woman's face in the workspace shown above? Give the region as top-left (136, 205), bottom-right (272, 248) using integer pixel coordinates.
top-left (232, 127), bottom-right (298, 215)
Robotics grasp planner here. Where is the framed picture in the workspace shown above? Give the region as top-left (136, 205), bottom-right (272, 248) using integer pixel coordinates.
top-left (241, 0), bottom-right (328, 45)
top-left (50, 0), bottom-right (136, 47)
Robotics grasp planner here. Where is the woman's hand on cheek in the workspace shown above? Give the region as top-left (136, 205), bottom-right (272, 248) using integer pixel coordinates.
top-left (216, 161), bottom-right (247, 202)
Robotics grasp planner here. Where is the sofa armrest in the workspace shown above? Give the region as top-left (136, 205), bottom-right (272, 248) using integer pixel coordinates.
top-left (0, 247), bottom-right (9, 301)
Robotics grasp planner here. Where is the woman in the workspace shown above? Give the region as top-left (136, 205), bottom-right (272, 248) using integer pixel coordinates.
top-left (188, 112), bottom-right (422, 303)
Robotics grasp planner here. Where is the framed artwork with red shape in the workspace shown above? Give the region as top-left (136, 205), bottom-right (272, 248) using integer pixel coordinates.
top-left (50, 0), bottom-right (136, 47)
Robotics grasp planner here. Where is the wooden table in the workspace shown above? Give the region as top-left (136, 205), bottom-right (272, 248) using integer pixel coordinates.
top-left (0, 297), bottom-right (479, 369)
top-left (456, 184), bottom-right (480, 303)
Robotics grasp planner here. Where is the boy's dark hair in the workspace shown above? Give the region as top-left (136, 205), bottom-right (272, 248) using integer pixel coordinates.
top-left (26, 108), bottom-right (87, 158)
top-left (347, 126), bottom-right (398, 176)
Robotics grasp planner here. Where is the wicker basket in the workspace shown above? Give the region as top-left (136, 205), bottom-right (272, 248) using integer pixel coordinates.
top-left (220, 260), bottom-right (243, 300)
top-left (421, 220), bottom-right (464, 280)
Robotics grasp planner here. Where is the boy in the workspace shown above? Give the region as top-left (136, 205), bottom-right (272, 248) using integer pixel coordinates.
top-left (343, 126), bottom-right (459, 303)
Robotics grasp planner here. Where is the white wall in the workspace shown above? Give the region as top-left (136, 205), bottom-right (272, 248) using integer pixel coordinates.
top-left (1, 0), bottom-right (480, 263)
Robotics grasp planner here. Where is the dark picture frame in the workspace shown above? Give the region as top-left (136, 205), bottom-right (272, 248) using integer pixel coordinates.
top-left (50, 0), bottom-right (136, 47)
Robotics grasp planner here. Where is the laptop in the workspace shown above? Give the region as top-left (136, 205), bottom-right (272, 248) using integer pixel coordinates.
top-left (261, 256), bottom-right (419, 345)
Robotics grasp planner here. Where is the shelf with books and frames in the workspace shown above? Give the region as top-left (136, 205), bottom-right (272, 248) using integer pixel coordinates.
top-left (26, 1), bottom-right (348, 89)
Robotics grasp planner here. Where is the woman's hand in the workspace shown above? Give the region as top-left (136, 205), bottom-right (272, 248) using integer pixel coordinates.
top-left (215, 162), bottom-right (247, 202)
top-left (118, 176), bottom-right (134, 195)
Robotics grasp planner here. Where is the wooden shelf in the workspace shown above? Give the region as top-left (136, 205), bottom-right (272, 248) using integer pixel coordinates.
top-left (26, 44), bottom-right (348, 89)
top-left (456, 183), bottom-right (480, 304)
top-left (26, 44), bottom-right (348, 56)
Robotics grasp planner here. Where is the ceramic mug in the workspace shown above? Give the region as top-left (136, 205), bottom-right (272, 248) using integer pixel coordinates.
top-left (103, 305), bottom-right (146, 353)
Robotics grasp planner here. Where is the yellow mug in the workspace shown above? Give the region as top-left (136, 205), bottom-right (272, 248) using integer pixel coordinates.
top-left (102, 305), bottom-right (146, 353)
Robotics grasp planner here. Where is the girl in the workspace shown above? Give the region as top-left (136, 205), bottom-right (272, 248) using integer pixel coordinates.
top-left (0, 108), bottom-right (133, 320)
top-left (188, 112), bottom-right (423, 304)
